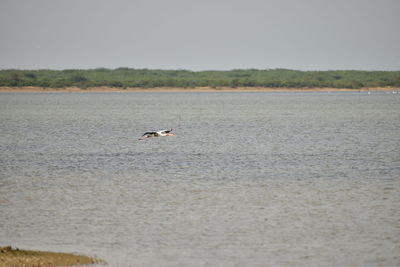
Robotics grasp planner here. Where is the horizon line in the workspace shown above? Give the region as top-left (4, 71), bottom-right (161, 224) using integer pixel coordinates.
top-left (1, 67), bottom-right (399, 72)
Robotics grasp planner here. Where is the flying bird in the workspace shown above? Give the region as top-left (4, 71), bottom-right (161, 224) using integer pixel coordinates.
top-left (138, 129), bottom-right (175, 140)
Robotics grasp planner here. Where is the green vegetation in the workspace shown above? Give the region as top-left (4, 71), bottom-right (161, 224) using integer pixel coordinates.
top-left (0, 68), bottom-right (399, 89)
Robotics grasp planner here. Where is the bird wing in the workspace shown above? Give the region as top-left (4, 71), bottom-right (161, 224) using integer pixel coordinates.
top-left (142, 131), bottom-right (156, 136)
top-left (158, 129), bottom-right (172, 135)
top-left (156, 130), bottom-right (166, 135)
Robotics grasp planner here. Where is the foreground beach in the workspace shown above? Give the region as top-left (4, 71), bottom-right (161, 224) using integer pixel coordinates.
top-left (0, 86), bottom-right (398, 93)
top-left (0, 246), bottom-right (103, 267)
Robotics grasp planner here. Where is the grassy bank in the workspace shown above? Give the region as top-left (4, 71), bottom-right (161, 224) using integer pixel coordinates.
top-left (0, 86), bottom-right (398, 93)
top-left (0, 246), bottom-right (104, 267)
top-left (1, 68), bottom-right (399, 89)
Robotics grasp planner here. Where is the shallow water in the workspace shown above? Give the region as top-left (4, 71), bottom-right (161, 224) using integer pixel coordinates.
top-left (1, 92), bottom-right (399, 266)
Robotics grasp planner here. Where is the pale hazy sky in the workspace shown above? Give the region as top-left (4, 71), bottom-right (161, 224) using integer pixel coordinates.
top-left (0, 0), bottom-right (399, 71)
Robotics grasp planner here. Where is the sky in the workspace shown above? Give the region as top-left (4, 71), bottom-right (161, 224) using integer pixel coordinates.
top-left (0, 0), bottom-right (399, 71)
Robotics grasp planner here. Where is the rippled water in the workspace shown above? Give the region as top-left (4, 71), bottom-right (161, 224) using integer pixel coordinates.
top-left (1, 92), bottom-right (399, 266)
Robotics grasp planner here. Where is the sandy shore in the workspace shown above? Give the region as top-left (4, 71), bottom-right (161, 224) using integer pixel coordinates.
top-left (0, 86), bottom-right (398, 93)
top-left (0, 246), bottom-right (104, 267)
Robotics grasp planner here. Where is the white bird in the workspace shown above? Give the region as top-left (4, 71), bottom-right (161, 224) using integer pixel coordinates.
top-left (138, 129), bottom-right (175, 140)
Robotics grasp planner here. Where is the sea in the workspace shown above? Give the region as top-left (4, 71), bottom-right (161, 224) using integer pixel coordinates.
top-left (0, 91), bottom-right (399, 266)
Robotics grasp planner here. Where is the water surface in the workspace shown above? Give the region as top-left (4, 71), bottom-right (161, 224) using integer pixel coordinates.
top-left (1, 92), bottom-right (399, 266)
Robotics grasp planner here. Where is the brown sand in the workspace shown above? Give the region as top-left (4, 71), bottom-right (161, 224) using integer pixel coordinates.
top-left (0, 246), bottom-right (104, 267)
top-left (0, 86), bottom-right (398, 93)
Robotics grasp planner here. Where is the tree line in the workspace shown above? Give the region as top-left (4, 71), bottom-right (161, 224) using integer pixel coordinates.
top-left (0, 68), bottom-right (399, 89)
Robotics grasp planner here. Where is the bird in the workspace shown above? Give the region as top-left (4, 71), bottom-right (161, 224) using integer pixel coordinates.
top-left (138, 129), bottom-right (175, 140)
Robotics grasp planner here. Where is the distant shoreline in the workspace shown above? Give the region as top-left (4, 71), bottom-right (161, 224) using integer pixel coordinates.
top-left (1, 86), bottom-right (398, 93)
